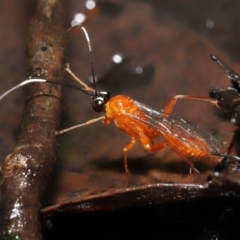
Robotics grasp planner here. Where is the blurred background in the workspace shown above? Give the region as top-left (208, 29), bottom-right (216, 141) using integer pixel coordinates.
top-left (1, 1), bottom-right (240, 239)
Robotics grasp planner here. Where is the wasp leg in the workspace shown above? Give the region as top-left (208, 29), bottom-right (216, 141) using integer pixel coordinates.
top-left (56, 116), bottom-right (105, 135)
top-left (148, 141), bottom-right (206, 184)
top-left (65, 64), bottom-right (95, 93)
top-left (123, 137), bottom-right (136, 175)
top-left (163, 95), bottom-right (218, 116)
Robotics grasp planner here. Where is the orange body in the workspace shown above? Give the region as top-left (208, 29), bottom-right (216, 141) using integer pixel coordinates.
top-left (101, 95), bottom-right (220, 176)
top-left (104, 95), bottom-right (159, 148)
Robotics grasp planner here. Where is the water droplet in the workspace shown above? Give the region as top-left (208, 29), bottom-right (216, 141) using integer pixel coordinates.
top-left (112, 54), bottom-right (123, 64)
top-left (71, 13), bottom-right (86, 27)
top-left (231, 118), bottom-right (236, 124)
top-left (36, 68), bottom-right (42, 77)
top-left (135, 66), bottom-right (143, 74)
top-left (46, 220), bottom-right (53, 229)
top-left (86, 0), bottom-right (96, 10)
top-left (206, 19), bottom-right (214, 29)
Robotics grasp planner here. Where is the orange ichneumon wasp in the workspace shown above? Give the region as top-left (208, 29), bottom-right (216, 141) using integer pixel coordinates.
top-left (0, 28), bottom-right (237, 184)
top-left (54, 27), bottom-right (235, 183)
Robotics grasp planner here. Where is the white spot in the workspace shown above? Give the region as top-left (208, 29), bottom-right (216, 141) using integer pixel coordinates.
top-left (135, 67), bottom-right (143, 74)
top-left (234, 74), bottom-right (239, 79)
top-left (112, 54), bottom-right (123, 64)
top-left (71, 13), bottom-right (86, 27)
top-left (206, 19), bottom-right (214, 29)
top-left (10, 200), bottom-right (21, 219)
top-left (231, 118), bottom-right (236, 124)
top-left (86, 0), bottom-right (96, 10)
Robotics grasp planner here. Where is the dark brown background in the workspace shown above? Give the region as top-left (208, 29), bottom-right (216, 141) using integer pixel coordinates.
top-left (1, 1), bottom-right (240, 239)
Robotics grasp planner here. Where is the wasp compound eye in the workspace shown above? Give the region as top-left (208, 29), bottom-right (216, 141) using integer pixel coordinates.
top-left (92, 98), bottom-right (104, 112)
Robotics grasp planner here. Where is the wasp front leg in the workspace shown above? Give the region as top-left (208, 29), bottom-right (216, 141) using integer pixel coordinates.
top-left (56, 116), bottom-right (105, 135)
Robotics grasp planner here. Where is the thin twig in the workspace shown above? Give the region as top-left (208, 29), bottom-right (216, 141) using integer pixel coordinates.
top-left (0, 0), bottom-right (67, 239)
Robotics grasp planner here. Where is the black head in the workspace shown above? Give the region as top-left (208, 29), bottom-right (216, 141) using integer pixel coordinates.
top-left (92, 91), bottom-right (110, 112)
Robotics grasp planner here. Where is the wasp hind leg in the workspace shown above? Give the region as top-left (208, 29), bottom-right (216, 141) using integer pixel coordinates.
top-left (140, 136), bottom-right (206, 184)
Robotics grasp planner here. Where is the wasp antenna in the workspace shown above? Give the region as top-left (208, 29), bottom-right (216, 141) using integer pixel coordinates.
top-left (65, 65), bottom-right (95, 93)
top-left (67, 24), bottom-right (79, 33)
top-left (211, 152), bottom-right (240, 161)
top-left (46, 80), bottom-right (93, 97)
top-left (81, 26), bottom-right (97, 93)
top-left (211, 54), bottom-right (239, 82)
top-left (0, 79), bottom-right (46, 101)
top-left (211, 55), bottom-right (230, 73)
top-left (0, 78), bottom-right (94, 102)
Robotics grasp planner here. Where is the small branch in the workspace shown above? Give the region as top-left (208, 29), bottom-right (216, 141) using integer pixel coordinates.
top-left (1, 0), bottom-right (67, 239)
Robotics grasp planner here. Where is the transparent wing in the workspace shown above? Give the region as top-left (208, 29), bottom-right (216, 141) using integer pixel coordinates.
top-left (126, 100), bottom-right (220, 153)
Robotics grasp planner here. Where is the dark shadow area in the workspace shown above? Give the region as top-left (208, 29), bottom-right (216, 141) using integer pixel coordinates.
top-left (42, 198), bottom-right (240, 240)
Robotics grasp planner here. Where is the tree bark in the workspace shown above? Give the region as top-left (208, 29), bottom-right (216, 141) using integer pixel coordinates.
top-left (0, 0), bottom-right (67, 239)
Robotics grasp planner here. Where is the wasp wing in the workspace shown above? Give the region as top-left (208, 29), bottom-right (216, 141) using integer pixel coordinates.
top-left (126, 100), bottom-right (220, 153)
